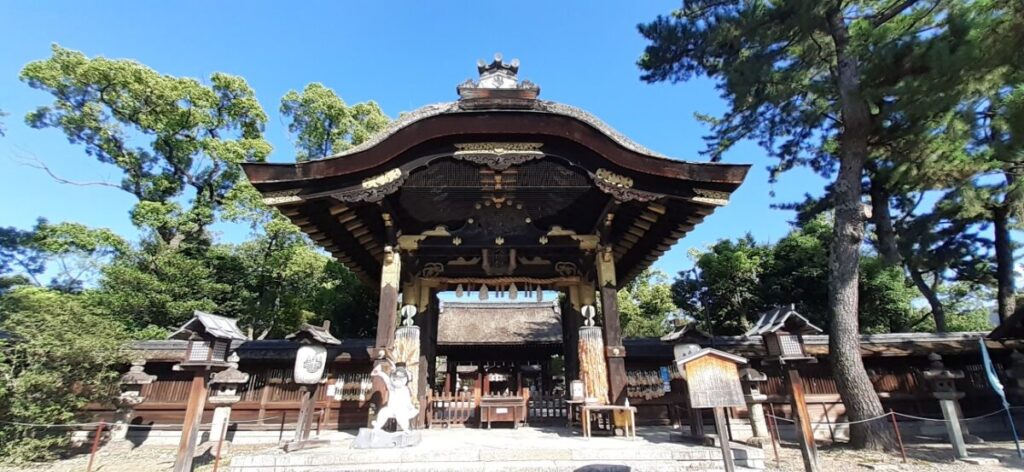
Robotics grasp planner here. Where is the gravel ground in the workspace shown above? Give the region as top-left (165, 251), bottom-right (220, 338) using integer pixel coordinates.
top-left (0, 442), bottom-right (276, 472)
top-left (765, 441), bottom-right (1024, 471)
top-left (2, 441), bottom-right (1023, 471)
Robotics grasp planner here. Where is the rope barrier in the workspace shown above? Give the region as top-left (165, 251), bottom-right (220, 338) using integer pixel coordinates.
top-left (766, 406), bottom-right (1020, 427)
top-left (893, 409), bottom-right (1007, 423)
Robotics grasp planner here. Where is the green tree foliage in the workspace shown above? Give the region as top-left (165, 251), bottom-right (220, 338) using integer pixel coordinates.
top-left (858, 257), bottom-right (917, 334)
top-left (20, 45), bottom-right (272, 246)
top-left (95, 241), bottom-right (230, 330)
top-left (0, 287), bottom-right (128, 462)
top-left (913, 282), bottom-right (994, 333)
top-left (617, 269), bottom-right (677, 338)
top-left (675, 218), bottom-right (928, 335)
top-left (280, 83), bottom-right (389, 161)
top-left (93, 234), bottom-right (377, 338)
top-left (673, 236), bottom-right (769, 335)
top-left (0, 226), bottom-right (44, 291)
top-left (1, 219), bottom-right (129, 293)
top-left (636, 0), bottom-right (1018, 449)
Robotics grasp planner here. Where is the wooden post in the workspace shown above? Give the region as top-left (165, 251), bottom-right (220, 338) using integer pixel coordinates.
top-left (212, 414), bottom-right (229, 472)
top-left (713, 407), bottom-right (736, 472)
top-left (173, 371), bottom-right (209, 472)
top-left (689, 407), bottom-right (705, 438)
top-left (889, 409), bottom-right (907, 463)
top-left (293, 384), bottom-right (318, 443)
top-left (784, 368), bottom-right (818, 472)
top-left (767, 402), bottom-right (780, 464)
top-left (86, 421), bottom-right (105, 472)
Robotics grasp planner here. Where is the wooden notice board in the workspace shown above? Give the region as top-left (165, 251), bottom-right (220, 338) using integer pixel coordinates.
top-left (683, 355), bottom-right (745, 409)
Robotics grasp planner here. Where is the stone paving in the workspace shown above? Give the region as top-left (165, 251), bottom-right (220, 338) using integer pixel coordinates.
top-left (229, 426), bottom-right (764, 472)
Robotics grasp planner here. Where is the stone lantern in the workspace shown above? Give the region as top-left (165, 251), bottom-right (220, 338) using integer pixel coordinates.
top-left (208, 352), bottom-right (249, 449)
top-left (920, 352), bottom-right (979, 458)
top-left (739, 367), bottom-right (771, 447)
top-left (110, 359), bottom-right (157, 442)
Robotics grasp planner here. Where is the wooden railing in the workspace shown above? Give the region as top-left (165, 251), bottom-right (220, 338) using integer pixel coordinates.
top-left (427, 391), bottom-right (476, 428)
top-left (527, 391), bottom-right (567, 424)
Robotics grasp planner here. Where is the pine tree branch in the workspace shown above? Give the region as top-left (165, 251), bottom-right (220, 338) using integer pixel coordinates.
top-left (870, 0), bottom-right (922, 27)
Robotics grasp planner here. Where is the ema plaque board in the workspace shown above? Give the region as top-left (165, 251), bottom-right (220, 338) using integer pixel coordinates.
top-left (683, 355), bottom-right (745, 409)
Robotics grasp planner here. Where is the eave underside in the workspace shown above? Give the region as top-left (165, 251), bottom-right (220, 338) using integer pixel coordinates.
top-left (245, 112), bottom-right (747, 287)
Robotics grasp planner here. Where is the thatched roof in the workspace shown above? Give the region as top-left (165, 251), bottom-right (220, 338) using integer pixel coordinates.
top-left (437, 301), bottom-right (562, 345)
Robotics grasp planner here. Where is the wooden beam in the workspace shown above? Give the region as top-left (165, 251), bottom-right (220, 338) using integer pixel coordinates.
top-left (298, 202), bottom-right (382, 281)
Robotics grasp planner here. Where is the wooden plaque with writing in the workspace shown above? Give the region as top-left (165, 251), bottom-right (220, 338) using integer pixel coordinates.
top-left (684, 356), bottom-right (745, 408)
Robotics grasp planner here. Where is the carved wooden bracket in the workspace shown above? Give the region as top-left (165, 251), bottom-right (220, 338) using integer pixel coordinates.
top-left (592, 168), bottom-right (662, 202)
top-left (331, 168), bottom-right (406, 203)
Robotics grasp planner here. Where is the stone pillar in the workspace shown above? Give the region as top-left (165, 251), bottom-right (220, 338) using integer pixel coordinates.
top-left (921, 353), bottom-right (972, 458)
top-left (740, 367), bottom-right (771, 447)
top-left (207, 354), bottom-right (249, 450)
top-left (111, 359), bottom-right (157, 442)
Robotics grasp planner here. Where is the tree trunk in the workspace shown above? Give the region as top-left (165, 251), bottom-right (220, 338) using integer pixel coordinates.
top-left (909, 268), bottom-right (946, 332)
top-left (868, 173), bottom-right (900, 266)
top-left (994, 201), bottom-right (1016, 323)
top-left (827, 10), bottom-right (894, 450)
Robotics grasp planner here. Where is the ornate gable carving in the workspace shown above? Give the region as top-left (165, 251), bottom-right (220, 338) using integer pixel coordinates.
top-left (453, 142), bottom-right (544, 170)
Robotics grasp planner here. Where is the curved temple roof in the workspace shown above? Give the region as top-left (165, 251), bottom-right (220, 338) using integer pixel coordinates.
top-left (243, 56), bottom-right (750, 286)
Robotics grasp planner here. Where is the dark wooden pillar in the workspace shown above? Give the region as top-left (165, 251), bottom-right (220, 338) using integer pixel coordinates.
top-left (561, 291), bottom-right (581, 388)
top-left (369, 247), bottom-right (401, 425)
top-left (600, 285), bottom-right (627, 405)
top-left (596, 245), bottom-right (627, 406)
top-left (422, 287), bottom-right (439, 389)
top-left (172, 371), bottom-right (208, 472)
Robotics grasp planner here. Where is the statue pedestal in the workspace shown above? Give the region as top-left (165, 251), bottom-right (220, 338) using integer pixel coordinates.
top-left (352, 428), bottom-right (422, 449)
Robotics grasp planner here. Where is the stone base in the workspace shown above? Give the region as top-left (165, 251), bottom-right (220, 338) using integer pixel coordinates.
top-left (744, 436), bottom-right (771, 448)
top-left (199, 440), bottom-right (231, 456)
top-left (960, 457), bottom-right (1000, 465)
top-left (351, 428), bottom-right (422, 449)
top-left (283, 439), bottom-right (330, 452)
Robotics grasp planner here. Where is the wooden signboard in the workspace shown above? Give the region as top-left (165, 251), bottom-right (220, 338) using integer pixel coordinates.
top-left (683, 355), bottom-right (745, 409)
top-left (675, 348), bottom-right (748, 472)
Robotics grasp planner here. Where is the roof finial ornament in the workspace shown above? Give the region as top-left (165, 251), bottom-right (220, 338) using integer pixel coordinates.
top-left (457, 54), bottom-right (539, 106)
top-left (475, 53), bottom-right (521, 89)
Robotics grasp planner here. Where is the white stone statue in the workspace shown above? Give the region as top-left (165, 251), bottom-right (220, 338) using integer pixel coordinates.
top-left (371, 361), bottom-right (419, 432)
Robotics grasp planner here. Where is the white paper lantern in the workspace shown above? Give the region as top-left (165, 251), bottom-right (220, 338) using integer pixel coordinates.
top-left (294, 344), bottom-right (327, 384)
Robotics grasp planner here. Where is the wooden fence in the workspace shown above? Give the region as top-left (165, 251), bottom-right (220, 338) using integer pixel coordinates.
top-left (427, 391), bottom-right (476, 428)
top-left (526, 392), bottom-right (567, 424)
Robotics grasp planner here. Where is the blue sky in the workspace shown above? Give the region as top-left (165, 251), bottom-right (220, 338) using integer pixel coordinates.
top-left (0, 1), bottom-right (830, 277)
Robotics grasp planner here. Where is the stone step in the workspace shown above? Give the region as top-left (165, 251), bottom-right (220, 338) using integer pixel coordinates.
top-left (231, 447), bottom-right (763, 472)
top-left (229, 458), bottom-right (757, 472)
